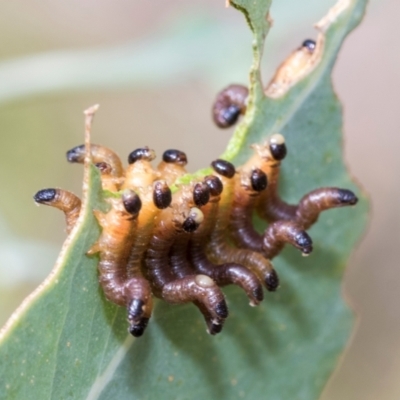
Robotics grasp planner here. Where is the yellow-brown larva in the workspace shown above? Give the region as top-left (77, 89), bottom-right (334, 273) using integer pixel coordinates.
top-left (36, 95), bottom-right (359, 337)
top-left (254, 134), bottom-right (358, 231)
top-left (211, 39), bottom-right (321, 128)
top-left (144, 185), bottom-right (228, 335)
top-left (33, 188), bottom-right (81, 234)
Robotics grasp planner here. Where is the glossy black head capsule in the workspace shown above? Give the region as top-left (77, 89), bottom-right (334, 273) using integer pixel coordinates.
top-left (269, 134), bottom-right (287, 161)
top-left (302, 39), bottom-right (316, 52)
top-left (250, 168), bottom-right (268, 192)
top-left (34, 188), bottom-right (57, 203)
top-left (153, 181), bottom-right (172, 210)
top-left (162, 149), bottom-right (188, 166)
top-left (294, 232), bottom-right (313, 254)
top-left (204, 175), bottom-right (223, 197)
top-left (127, 147), bottom-right (156, 164)
top-left (337, 189), bottom-right (358, 205)
top-left (182, 208), bottom-right (203, 233)
top-left (193, 182), bottom-right (210, 207)
top-left (129, 318), bottom-right (149, 337)
top-left (265, 270), bottom-right (280, 292)
top-left (66, 145), bottom-right (85, 163)
top-left (122, 190), bottom-right (142, 215)
top-left (211, 159), bottom-right (236, 179)
top-left (220, 105), bottom-right (241, 127)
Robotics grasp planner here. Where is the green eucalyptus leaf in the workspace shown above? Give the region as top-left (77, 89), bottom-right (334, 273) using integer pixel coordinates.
top-left (0, 1), bottom-right (368, 399)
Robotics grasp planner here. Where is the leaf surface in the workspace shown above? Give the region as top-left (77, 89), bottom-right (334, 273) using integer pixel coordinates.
top-left (0, 1), bottom-right (369, 399)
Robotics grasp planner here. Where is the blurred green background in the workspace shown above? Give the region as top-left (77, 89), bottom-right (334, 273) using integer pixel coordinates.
top-left (0, 1), bottom-right (398, 399)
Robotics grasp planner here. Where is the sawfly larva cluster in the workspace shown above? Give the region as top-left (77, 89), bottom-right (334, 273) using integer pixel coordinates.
top-left (34, 137), bottom-right (357, 337)
top-left (33, 39), bottom-right (357, 336)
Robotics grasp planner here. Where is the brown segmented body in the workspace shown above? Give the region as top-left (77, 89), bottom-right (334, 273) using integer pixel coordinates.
top-left (188, 179), bottom-right (264, 305)
top-left (66, 143), bottom-right (124, 178)
top-left (207, 162), bottom-right (279, 291)
top-left (255, 135), bottom-right (358, 231)
top-left (122, 149), bottom-right (159, 190)
top-left (144, 187), bottom-right (228, 334)
top-left (230, 143), bottom-right (313, 258)
top-left (88, 194), bottom-right (139, 307)
top-left (33, 188), bottom-right (81, 234)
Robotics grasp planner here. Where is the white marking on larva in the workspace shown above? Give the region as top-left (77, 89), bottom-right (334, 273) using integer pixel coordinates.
top-left (195, 274), bottom-right (215, 288)
top-left (189, 208), bottom-right (204, 224)
top-left (270, 133), bottom-right (285, 145)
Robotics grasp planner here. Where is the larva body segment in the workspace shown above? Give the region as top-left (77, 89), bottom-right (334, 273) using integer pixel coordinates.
top-left (95, 162), bottom-right (120, 192)
top-left (121, 155), bottom-right (173, 336)
top-left (208, 160), bottom-right (279, 291)
top-left (87, 190), bottom-right (153, 336)
top-left (126, 182), bottom-right (171, 279)
top-left (123, 147), bottom-right (159, 190)
top-left (33, 188), bottom-right (81, 234)
top-left (144, 187), bottom-right (228, 334)
top-left (265, 39), bottom-right (322, 98)
top-left (66, 143), bottom-right (124, 178)
top-left (188, 177), bottom-right (264, 306)
top-left (87, 191), bottom-right (142, 307)
top-left (160, 184), bottom-right (199, 280)
top-left (230, 141), bottom-right (313, 259)
top-left (256, 135), bottom-right (358, 231)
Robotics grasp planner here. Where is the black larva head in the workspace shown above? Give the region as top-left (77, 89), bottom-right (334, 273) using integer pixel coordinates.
top-left (34, 188), bottom-right (57, 203)
top-left (153, 181), bottom-right (172, 210)
top-left (122, 190), bottom-right (142, 215)
top-left (220, 104), bottom-right (241, 127)
top-left (182, 218), bottom-right (198, 233)
top-left (66, 144), bottom-right (85, 163)
top-left (250, 168), bottom-right (268, 192)
top-left (208, 322), bottom-right (223, 335)
top-left (127, 147), bottom-right (155, 164)
top-left (337, 189), bottom-right (358, 205)
top-left (95, 162), bottom-right (112, 175)
top-left (204, 175), bottom-right (223, 197)
top-left (252, 286), bottom-right (264, 303)
top-left (162, 149), bottom-right (188, 166)
top-left (211, 159), bottom-right (236, 179)
top-left (302, 39), bottom-right (316, 52)
top-left (129, 318), bottom-right (149, 337)
top-left (265, 270), bottom-right (279, 292)
top-left (215, 300), bottom-right (229, 319)
top-left (295, 232), bottom-right (313, 254)
top-left (193, 182), bottom-right (210, 207)
top-left (182, 208), bottom-right (203, 233)
top-left (269, 134), bottom-right (287, 161)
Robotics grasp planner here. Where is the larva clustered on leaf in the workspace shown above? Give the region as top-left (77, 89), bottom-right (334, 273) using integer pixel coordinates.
top-left (34, 39), bottom-right (358, 337)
